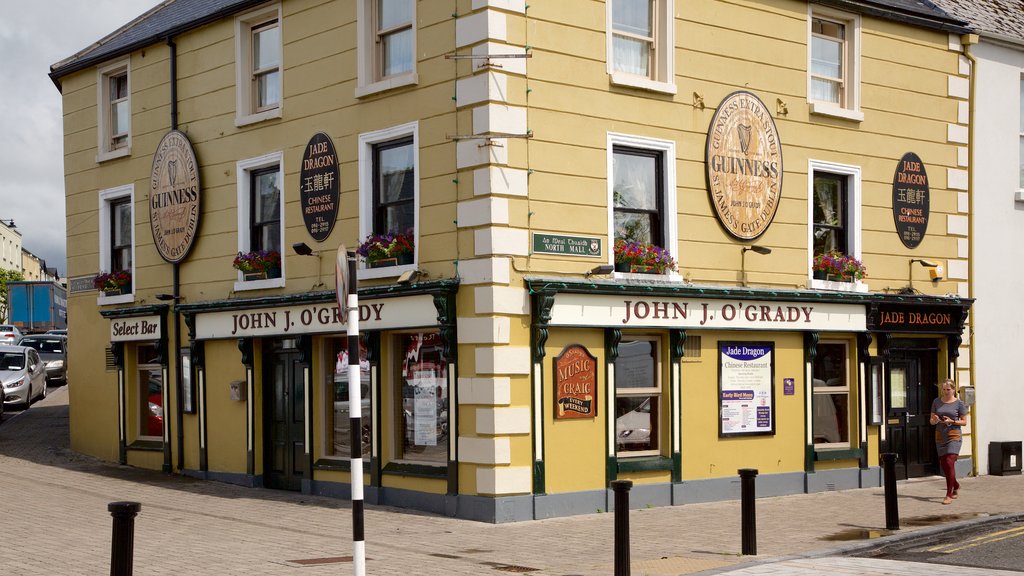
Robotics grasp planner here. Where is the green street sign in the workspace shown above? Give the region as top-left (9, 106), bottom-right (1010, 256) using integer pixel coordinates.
top-left (531, 233), bottom-right (603, 258)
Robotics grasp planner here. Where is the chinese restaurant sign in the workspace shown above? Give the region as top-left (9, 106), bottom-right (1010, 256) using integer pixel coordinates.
top-left (719, 342), bottom-right (775, 437)
top-left (892, 152), bottom-right (929, 248)
top-left (869, 303), bottom-right (963, 334)
top-left (299, 132), bottom-right (340, 242)
top-left (705, 91), bottom-right (783, 240)
top-left (554, 344), bottom-right (597, 419)
top-left (150, 130), bottom-right (200, 263)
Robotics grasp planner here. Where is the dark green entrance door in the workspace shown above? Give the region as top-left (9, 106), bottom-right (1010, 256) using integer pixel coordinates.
top-left (264, 347), bottom-right (306, 491)
top-left (886, 347), bottom-right (938, 479)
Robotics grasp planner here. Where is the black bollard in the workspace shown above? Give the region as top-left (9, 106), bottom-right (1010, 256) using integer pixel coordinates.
top-left (611, 480), bottom-right (633, 576)
top-left (881, 452), bottom-right (900, 530)
top-left (738, 468), bottom-right (758, 556)
top-left (108, 501), bottom-right (141, 576)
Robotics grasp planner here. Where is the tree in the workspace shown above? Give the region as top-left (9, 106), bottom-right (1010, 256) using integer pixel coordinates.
top-left (0, 268), bottom-right (25, 323)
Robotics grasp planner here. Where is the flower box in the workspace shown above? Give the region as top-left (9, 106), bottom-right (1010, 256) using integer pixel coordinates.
top-left (357, 231), bottom-right (414, 268)
top-left (234, 250), bottom-right (281, 279)
top-left (103, 286), bottom-right (127, 297)
top-left (812, 251), bottom-right (866, 283)
top-left (613, 240), bottom-right (676, 275)
top-left (94, 270), bottom-right (132, 295)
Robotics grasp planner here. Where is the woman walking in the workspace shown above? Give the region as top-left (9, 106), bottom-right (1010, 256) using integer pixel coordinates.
top-left (930, 378), bottom-right (967, 505)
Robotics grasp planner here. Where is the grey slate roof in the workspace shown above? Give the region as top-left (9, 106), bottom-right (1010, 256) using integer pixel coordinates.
top-left (928, 0), bottom-right (1024, 43)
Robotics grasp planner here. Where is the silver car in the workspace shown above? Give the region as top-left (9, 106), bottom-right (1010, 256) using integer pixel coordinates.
top-left (1, 345), bottom-right (47, 408)
top-left (18, 335), bottom-right (67, 385)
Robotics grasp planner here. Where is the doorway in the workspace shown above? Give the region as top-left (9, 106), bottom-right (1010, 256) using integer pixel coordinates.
top-left (263, 342), bottom-right (306, 491)
top-left (885, 343), bottom-right (938, 479)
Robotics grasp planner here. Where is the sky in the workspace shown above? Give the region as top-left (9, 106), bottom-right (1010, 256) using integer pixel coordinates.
top-left (0, 0), bottom-right (164, 278)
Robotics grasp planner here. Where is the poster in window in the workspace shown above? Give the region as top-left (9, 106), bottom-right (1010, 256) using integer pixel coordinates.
top-left (412, 375), bottom-right (438, 446)
top-left (868, 360), bottom-right (884, 426)
top-left (719, 341), bottom-right (775, 437)
top-left (180, 349), bottom-right (195, 414)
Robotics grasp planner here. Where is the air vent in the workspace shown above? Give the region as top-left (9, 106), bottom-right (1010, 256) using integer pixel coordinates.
top-left (682, 335), bottom-right (702, 360)
top-left (105, 346), bottom-right (117, 370)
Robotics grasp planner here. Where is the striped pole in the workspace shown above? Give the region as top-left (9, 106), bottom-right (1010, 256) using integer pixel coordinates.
top-left (337, 246), bottom-right (365, 575)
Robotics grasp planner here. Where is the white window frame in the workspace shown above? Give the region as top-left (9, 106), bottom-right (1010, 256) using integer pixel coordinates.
top-left (606, 0), bottom-right (676, 94)
top-left (358, 121), bottom-right (419, 280)
top-left (811, 340), bottom-right (852, 450)
top-left (807, 6), bottom-right (862, 122)
top-left (98, 184), bottom-right (135, 305)
top-left (614, 336), bottom-right (663, 458)
top-left (356, 0), bottom-right (418, 98)
top-left (1018, 75), bottom-right (1024, 197)
top-left (808, 159), bottom-right (864, 292)
top-left (96, 59), bottom-right (131, 162)
top-left (236, 151), bottom-right (286, 291)
top-left (607, 132), bottom-right (679, 281)
top-left (235, 3), bottom-right (283, 127)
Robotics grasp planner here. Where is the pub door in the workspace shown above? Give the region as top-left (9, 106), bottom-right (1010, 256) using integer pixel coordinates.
top-left (886, 346), bottom-right (938, 480)
top-left (264, 346), bottom-right (307, 491)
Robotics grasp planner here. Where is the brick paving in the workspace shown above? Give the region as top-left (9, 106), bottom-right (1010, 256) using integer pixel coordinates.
top-left (1, 386), bottom-right (1022, 575)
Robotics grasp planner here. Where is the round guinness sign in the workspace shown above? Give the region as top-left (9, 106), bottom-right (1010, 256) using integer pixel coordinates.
top-left (150, 130), bottom-right (200, 263)
top-left (705, 91), bottom-right (784, 240)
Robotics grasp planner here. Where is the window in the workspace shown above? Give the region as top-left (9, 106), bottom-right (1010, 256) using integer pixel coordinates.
top-left (357, 0), bottom-right (417, 97)
top-left (807, 9), bottom-right (861, 120)
top-left (98, 185), bottom-right (134, 302)
top-left (606, 0), bottom-right (675, 93)
top-left (235, 4), bottom-right (282, 126)
top-left (394, 332), bottom-right (448, 464)
top-left (97, 60), bottom-right (130, 161)
top-left (137, 344), bottom-right (164, 441)
top-left (614, 338), bottom-right (661, 456)
top-left (359, 122), bottom-right (419, 279)
top-left (236, 152), bottom-right (285, 290)
top-left (324, 338), bottom-right (372, 460)
top-left (807, 160), bottom-right (861, 287)
top-left (1019, 77), bottom-right (1024, 189)
top-left (811, 341), bottom-right (850, 447)
top-left (607, 133), bottom-right (678, 276)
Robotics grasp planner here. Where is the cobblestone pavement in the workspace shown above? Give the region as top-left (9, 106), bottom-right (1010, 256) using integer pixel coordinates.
top-left (1, 387), bottom-right (1022, 575)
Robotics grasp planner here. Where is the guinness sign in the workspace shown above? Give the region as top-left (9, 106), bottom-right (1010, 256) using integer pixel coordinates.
top-left (705, 91), bottom-right (783, 240)
top-left (150, 130), bottom-right (200, 263)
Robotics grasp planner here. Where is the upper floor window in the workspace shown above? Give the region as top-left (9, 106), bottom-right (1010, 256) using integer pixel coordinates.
top-left (357, 0), bottom-right (417, 97)
top-left (373, 137), bottom-right (415, 237)
top-left (97, 60), bottom-right (130, 161)
top-left (1019, 77), bottom-right (1024, 189)
top-left (235, 4), bottom-right (282, 126)
top-left (808, 9), bottom-right (861, 121)
top-left (607, 0), bottom-right (675, 93)
top-left (110, 198), bottom-right (132, 273)
top-left (812, 173), bottom-right (847, 256)
top-left (98, 184), bottom-right (134, 303)
top-left (808, 160), bottom-right (862, 290)
top-left (359, 122), bottom-right (419, 279)
top-left (236, 152), bottom-right (285, 290)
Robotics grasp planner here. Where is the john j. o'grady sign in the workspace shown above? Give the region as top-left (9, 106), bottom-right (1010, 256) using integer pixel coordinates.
top-left (300, 132), bottom-right (340, 242)
top-left (706, 91), bottom-right (783, 240)
top-left (554, 344), bottom-right (597, 419)
top-left (892, 152), bottom-right (929, 248)
top-left (150, 130), bottom-right (200, 263)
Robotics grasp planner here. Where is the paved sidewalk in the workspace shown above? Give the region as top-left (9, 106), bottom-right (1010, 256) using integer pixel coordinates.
top-left (1, 387), bottom-right (1022, 575)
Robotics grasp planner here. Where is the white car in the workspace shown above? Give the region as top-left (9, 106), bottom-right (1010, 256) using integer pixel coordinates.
top-left (0, 325), bottom-right (23, 345)
top-left (1, 345), bottom-right (48, 409)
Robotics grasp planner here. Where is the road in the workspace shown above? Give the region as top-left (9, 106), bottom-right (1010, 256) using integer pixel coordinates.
top-left (854, 516), bottom-right (1024, 572)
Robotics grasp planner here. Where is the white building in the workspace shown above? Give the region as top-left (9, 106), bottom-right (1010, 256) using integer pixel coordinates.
top-left (0, 219), bottom-right (22, 274)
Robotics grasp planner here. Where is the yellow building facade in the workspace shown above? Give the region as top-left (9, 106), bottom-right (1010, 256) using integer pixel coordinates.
top-left (52, 0), bottom-right (974, 522)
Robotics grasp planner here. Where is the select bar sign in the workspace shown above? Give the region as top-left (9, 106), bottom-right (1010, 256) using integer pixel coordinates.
top-left (532, 232), bottom-right (602, 258)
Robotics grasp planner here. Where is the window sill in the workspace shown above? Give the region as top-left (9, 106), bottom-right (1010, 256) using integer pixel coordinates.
top-left (98, 292), bottom-right (135, 306)
top-left (616, 455), bottom-right (673, 472)
top-left (355, 73), bottom-right (418, 99)
top-left (233, 277), bottom-right (286, 292)
top-left (96, 147), bottom-right (130, 163)
top-left (814, 447), bottom-right (862, 461)
top-left (382, 461), bottom-right (447, 478)
top-left (235, 107), bottom-right (282, 128)
top-left (809, 102), bottom-right (864, 122)
top-left (314, 458), bottom-right (370, 472)
top-left (613, 271), bottom-right (683, 283)
top-left (358, 263), bottom-right (416, 281)
top-left (1015, 189), bottom-right (1024, 203)
top-left (809, 278), bottom-right (868, 293)
top-left (608, 73), bottom-right (677, 95)
top-left (128, 439), bottom-right (163, 451)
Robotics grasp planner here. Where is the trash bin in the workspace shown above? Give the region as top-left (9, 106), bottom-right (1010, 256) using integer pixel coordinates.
top-left (988, 441), bottom-right (1023, 476)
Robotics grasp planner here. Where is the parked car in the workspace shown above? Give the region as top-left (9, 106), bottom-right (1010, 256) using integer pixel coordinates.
top-left (146, 374), bottom-right (164, 437)
top-left (18, 334), bottom-right (67, 385)
top-left (1, 345), bottom-right (47, 408)
top-left (0, 325), bottom-right (23, 345)
top-left (46, 329), bottom-right (68, 336)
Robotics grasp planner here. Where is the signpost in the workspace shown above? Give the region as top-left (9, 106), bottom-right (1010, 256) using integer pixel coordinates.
top-left (336, 244), bottom-right (364, 575)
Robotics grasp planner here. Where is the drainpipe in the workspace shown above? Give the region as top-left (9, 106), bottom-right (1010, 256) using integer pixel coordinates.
top-left (167, 35), bottom-right (185, 473)
top-left (961, 33), bottom-right (978, 477)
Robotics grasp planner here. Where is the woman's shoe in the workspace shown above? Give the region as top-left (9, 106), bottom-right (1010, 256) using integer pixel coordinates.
top-left (952, 488), bottom-right (959, 499)
top-left (942, 496), bottom-right (953, 505)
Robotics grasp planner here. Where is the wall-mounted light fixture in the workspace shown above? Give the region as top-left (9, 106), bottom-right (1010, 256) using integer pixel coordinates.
top-left (155, 293), bottom-right (182, 302)
top-left (908, 258), bottom-right (943, 290)
top-left (585, 264), bottom-right (615, 278)
top-left (293, 242), bottom-right (324, 288)
top-left (397, 269), bottom-right (422, 285)
top-left (741, 245), bottom-right (772, 287)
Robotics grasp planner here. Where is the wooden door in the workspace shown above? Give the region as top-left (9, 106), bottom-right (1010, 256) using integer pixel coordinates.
top-left (264, 350), bottom-right (306, 491)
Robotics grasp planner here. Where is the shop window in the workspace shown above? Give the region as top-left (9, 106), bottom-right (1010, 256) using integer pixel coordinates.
top-left (608, 134), bottom-right (677, 277)
top-left (137, 344), bottom-right (163, 441)
top-left (812, 341), bottom-right (850, 447)
top-left (235, 152), bottom-right (285, 290)
top-left (808, 160), bottom-right (861, 288)
top-left (97, 59), bottom-right (130, 161)
top-left (98, 184), bottom-right (134, 303)
top-left (808, 8), bottom-right (861, 120)
top-left (614, 338), bottom-right (661, 456)
top-left (358, 123), bottom-right (418, 279)
top-left (607, 0), bottom-right (676, 93)
top-left (235, 3), bottom-right (282, 126)
top-left (356, 0), bottom-right (417, 97)
top-left (324, 338), bottom-right (372, 460)
top-left (394, 332), bottom-right (448, 464)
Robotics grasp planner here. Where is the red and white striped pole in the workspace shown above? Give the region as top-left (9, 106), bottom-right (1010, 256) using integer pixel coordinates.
top-left (336, 245), bottom-right (365, 575)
